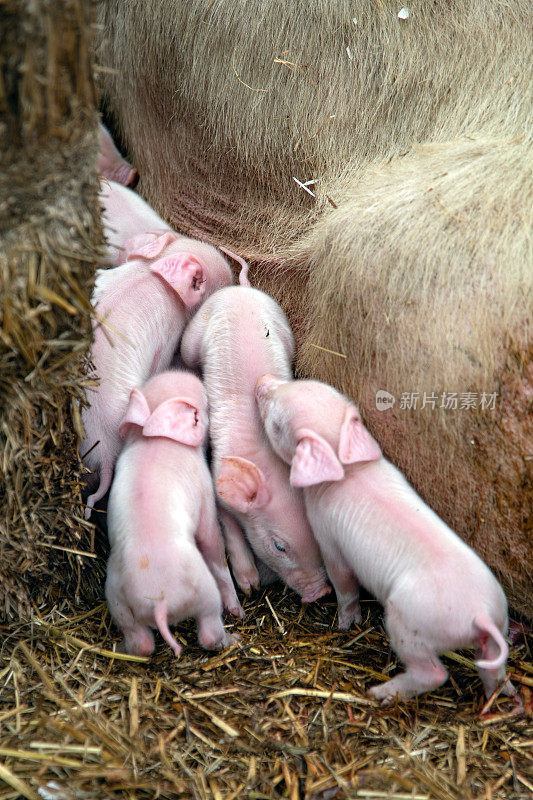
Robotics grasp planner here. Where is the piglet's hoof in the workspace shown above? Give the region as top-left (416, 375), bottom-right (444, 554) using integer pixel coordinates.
top-left (225, 602), bottom-right (245, 620)
top-left (337, 602), bottom-right (362, 630)
top-left (367, 683), bottom-right (398, 706)
top-left (119, 632), bottom-right (155, 658)
top-left (199, 620), bottom-right (240, 651)
top-left (233, 565), bottom-right (260, 596)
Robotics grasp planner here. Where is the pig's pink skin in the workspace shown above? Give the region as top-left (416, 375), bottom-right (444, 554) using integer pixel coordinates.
top-left (99, 180), bottom-right (171, 266)
top-left (180, 286), bottom-right (329, 602)
top-left (98, 123), bottom-right (138, 188)
top-left (256, 376), bottom-right (516, 704)
top-left (105, 371), bottom-right (243, 657)
top-left (82, 241), bottom-right (232, 517)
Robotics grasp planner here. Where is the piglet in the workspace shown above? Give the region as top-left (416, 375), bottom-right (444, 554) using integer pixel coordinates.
top-left (255, 376), bottom-right (517, 704)
top-left (98, 123), bottom-right (138, 187)
top-left (180, 286), bottom-right (330, 602)
top-left (99, 180), bottom-right (171, 267)
top-left (105, 371), bottom-right (242, 657)
top-left (82, 230), bottom-right (232, 517)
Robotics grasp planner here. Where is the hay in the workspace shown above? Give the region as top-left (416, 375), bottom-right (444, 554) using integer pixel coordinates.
top-left (1, 586), bottom-right (531, 798)
top-left (0, 0), bottom-right (104, 621)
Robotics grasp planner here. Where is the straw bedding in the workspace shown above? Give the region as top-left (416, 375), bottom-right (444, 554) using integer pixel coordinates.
top-left (0, 587), bottom-right (531, 799)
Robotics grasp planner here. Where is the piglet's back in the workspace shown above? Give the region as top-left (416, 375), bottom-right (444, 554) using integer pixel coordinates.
top-left (182, 286), bottom-right (294, 384)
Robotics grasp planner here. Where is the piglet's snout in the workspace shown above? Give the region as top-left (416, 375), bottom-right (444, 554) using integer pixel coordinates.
top-left (291, 570), bottom-right (331, 603)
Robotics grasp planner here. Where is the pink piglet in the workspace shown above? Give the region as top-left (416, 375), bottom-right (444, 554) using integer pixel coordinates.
top-left (82, 229), bottom-right (232, 517)
top-left (255, 375), bottom-right (518, 704)
top-left (99, 180), bottom-right (171, 267)
top-left (97, 122), bottom-right (138, 188)
top-left (180, 286), bottom-right (330, 603)
top-left (105, 370), bottom-right (242, 657)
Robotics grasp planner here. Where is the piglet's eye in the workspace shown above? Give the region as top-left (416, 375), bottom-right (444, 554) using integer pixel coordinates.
top-left (273, 540), bottom-right (286, 552)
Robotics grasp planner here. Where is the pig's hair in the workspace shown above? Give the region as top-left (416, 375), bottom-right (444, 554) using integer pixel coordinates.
top-left (299, 136), bottom-right (532, 395)
top-left (99, 1), bottom-right (530, 179)
top-left (97, 0), bottom-right (530, 239)
top-left (97, 1), bottom-right (532, 616)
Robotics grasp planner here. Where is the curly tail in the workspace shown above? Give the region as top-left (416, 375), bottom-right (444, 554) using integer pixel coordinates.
top-left (219, 246), bottom-right (251, 287)
top-left (154, 601), bottom-right (182, 657)
top-left (473, 615), bottom-right (508, 670)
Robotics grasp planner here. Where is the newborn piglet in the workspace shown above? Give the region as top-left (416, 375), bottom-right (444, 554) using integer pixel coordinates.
top-left (100, 180), bottom-right (172, 267)
top-left (98, 123), bottom-right (138, 187)
top-left (105, 370), bottom-right (242, 658)
top-left (82, 226), bottom-right (231, 517)
top-left (255, 376), bottom-right (517, 704)
top-left (181, 286), bottom-right (329, 603)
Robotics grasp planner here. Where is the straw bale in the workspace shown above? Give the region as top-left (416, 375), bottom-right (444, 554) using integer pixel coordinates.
top-left (0, 0), bottom-right (104, 621)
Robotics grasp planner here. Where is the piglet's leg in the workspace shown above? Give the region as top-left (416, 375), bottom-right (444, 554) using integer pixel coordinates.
top-left (197, 503), bottom-right (245, 619)
top-left (122, 626), bottom-right (156, 657)
top-left (369, 654), bottom-right (448, 705)
top-left (368, 600), bottom-right (448, 704)
top-left (219, 509), bottom-right (260, 597)
top-left (476, 637), bottom-right (516, 699)
top-left (319, 540), bottom-right (361, 629)
top-left (197, 611), bottom-right (240, 650)
top-left (106, 586), bottom-right (155, 657)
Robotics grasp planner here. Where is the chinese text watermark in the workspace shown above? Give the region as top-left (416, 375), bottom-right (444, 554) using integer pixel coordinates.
top-left (375, 390), bottom-right (498, 412)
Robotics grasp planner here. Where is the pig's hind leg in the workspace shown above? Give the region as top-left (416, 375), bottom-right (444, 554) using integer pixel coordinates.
top-left (368, 600), bottom-right (448, 704)
top-left (319, 539), bottom-right (361, 629)
top-left (106, 587), bottom-right (155, 657)
top-left (122, 625), bottom-right (156, 657)
top-left (476, 635), bottom-right (516, 700)
top-left (195, 584), bottom-right (240, 651)
top-left (197, 611), bottom-right (240, 650)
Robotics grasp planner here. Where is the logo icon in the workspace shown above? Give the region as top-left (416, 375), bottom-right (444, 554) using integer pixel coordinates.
top-left (376, 390), bottom-right (395, 411)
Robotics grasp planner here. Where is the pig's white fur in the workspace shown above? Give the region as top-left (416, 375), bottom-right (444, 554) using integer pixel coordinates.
top-left (182, 287), bottom-right (294, 460)
top-left (257, 378), bottom-right (515, 703)
top-left (180, 287), bottom-right (329, 601)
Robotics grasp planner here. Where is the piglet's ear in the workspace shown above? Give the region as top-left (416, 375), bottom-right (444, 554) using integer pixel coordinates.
top-left (338, 406), bottom-right (382, 464)
top-left (218, 457), bottom-right (271, 513)
top-left (123, 230), bottom-right (177, 263)
top-left (118, 388), bottom-right (151, 439)
top-left (143, 398), bottom-right (204, 446)
top-left (150, 253), bottom-right (207, 308)
top-left (290, 429), bottom-right (345, 487)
